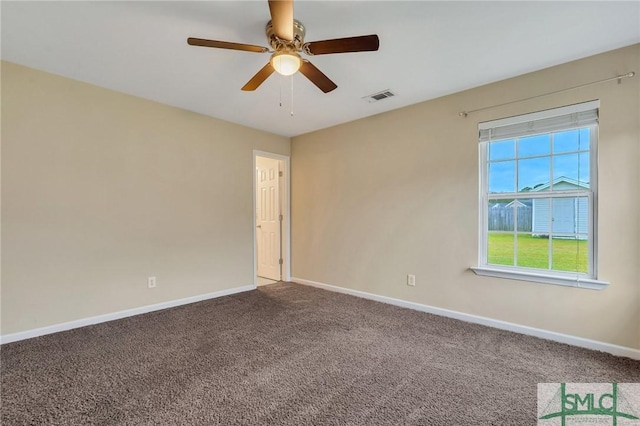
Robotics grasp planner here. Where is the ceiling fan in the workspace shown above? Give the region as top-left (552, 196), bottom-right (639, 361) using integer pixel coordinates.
top-left (187, 0), bottom-right (379, 93)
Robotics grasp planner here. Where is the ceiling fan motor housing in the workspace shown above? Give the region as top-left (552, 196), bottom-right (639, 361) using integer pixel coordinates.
top-left (266, 19), bottom-right (306, 52)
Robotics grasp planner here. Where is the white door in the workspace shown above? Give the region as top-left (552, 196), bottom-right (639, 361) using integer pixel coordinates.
top-left (552, 198), bottom-right (575, 234)
top-left (256, 156), bottom-right (281, 280)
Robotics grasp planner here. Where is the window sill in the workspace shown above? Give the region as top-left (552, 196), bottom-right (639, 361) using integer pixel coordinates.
top-left (470, 266), bottom-right (609, 290)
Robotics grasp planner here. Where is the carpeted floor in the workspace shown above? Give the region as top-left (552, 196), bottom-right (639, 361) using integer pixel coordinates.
top-left (2, 282), bottom-right (638, 425)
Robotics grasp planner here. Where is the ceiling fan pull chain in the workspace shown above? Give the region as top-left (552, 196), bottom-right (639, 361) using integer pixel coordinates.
top-left (291, 75), bottom-right (294, 117)
top-left (279, 75), bottom-right (283, 107)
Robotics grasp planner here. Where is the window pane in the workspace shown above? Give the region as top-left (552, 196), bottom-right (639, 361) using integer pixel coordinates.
top-left (488, 200), bottom-right (515, 232)
top-left (551, 237), bottom-right (588, 273)
top-left (552, 127), bottom-right (590, 153)
top-left (489, 161), bottom-right (515, 193)
top-left (532, 198), bottom-right (550, 237)
top-left (516, 199), bottom-right (533, 232)
top-left (553, 153), bottom-right (590, 189)
top-left (489, 140), bottom-right (515, 161)
top-left (579, 152), bottom-right (590, 185)
top-left (551, 197), bottom-right (590, 236)
top-left (552, 198), bottom-right (575, 234)
top-left (575, 197), bottom-right (589, 235)
top-left (518, 157), bottom-right (550, 192)
top-left (518, 134), bottom-right (550, 157)
top-left (578, 128), bottom-right (590, 151)
top-left (516, 234), bottom-right (549, 269)
top-left (487, 232), bottom-right (513, 266)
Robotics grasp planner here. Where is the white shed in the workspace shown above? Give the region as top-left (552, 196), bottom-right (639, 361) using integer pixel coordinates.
top-left (532, 177), bottom-right (589, 238)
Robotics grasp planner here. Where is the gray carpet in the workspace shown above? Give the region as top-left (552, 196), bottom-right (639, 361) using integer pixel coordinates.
top-left (2, 282), bottom-right (638, 425)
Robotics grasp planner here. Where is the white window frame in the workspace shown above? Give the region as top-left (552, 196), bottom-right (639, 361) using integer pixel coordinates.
top-left (471, 100), bottom-right (609, 290)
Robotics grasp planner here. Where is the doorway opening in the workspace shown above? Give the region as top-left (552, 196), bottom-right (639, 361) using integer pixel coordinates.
top-left (253, 151), bottom-right (290, 287)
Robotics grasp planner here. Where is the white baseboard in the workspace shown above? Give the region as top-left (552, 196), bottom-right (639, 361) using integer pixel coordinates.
top-left (292, 277), bottom-right (640, 361)
top-left (0, 284), bottom-right (256, 345)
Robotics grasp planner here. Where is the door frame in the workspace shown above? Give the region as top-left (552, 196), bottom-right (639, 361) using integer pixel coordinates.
top-left (253, 150), bottom-right (291, 286)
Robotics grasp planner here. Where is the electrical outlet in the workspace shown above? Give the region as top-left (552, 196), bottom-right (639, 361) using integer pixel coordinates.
top-left (407, 274), bottom-right (416, 287)
top-left (148, 276), bottom-right (157, 289)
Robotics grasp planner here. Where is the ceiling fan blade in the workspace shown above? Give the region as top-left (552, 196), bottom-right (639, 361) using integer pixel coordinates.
top-left (187, 38), bottom-right (269, 53)
top-left (241, 63), bottom-right (275, 91)
top-left (303, 34), bottom-right (379, 56)
top-left (268, 0), bottom-right (294, 41)
top-left (299, 60), bottom-right (337, 93)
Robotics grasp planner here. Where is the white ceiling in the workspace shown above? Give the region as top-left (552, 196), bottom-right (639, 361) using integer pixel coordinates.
top-left (2, 1), bottom-right (639, 137)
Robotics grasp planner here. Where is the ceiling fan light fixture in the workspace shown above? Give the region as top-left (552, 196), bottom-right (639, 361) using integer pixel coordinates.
top-left (271, 51), bottom-right (301, 76)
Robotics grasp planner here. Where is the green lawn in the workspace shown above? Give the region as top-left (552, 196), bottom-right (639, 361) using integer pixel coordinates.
top-left (488, 233), bottom-right (588, 273)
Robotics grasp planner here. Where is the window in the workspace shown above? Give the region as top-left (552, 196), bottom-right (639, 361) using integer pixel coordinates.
top-left (472, 101), bottom-right (608, 289)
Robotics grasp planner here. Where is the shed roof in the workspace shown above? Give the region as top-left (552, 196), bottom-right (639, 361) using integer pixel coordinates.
top-left (532, 176), bottom-right (589, 191)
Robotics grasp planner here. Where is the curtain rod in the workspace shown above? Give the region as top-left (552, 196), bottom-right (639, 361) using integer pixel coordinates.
top-left (459, 71), bottom-right (635, 118)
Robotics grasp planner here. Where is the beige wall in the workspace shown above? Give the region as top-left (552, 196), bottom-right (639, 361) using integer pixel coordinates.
top-left (1, 61), bottom-right (290, 335)
top-left (292, 44), bottom-right (640, 349)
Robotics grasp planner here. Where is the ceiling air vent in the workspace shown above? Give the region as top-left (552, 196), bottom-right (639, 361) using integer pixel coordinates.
top-left (362, 89), bottom-right (395, 103)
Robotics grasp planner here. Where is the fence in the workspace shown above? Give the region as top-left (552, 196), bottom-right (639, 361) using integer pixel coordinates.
top-left (488, 206), bottom-right (532, 232)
